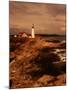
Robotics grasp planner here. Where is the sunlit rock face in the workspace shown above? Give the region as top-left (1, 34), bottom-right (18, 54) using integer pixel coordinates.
top-left (10, 35), bottom-right (66, 89)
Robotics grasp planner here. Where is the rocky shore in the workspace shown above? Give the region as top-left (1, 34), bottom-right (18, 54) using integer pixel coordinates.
top-left (10, 37), bottom-right (66, 89)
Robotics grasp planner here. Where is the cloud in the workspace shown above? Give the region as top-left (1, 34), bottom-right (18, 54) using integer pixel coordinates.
top-left (9, 1), bottom-right (66, 35)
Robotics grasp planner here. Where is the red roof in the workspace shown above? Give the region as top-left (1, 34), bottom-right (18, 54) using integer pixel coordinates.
top-left (19, 32), bottom-right (26, 35)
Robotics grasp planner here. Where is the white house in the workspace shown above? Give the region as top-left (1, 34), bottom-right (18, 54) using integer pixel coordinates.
top-left (19, 32), bottom-right (28, 37)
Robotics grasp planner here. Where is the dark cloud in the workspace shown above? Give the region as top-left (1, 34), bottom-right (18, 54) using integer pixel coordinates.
top-left (45, 4), bottom-right (66, 16)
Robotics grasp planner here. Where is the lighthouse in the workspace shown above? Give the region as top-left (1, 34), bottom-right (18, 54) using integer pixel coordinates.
top-left (32, 24), bottom-right (35, 38)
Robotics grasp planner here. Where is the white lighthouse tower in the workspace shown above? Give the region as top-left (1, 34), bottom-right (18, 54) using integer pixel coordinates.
top-left (32, 24), bottom-right (35, 38)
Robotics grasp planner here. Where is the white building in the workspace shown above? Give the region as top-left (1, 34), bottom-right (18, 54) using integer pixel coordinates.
top-left (19, 32), bottom-right (28, 37)
top-left (32, 24), bottom-right (35, 38)
top-left (14, 34), bottom-right (17, 38)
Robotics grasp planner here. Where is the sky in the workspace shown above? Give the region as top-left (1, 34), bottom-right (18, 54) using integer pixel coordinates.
top-left (9, 1), bottom-right (66, 35)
